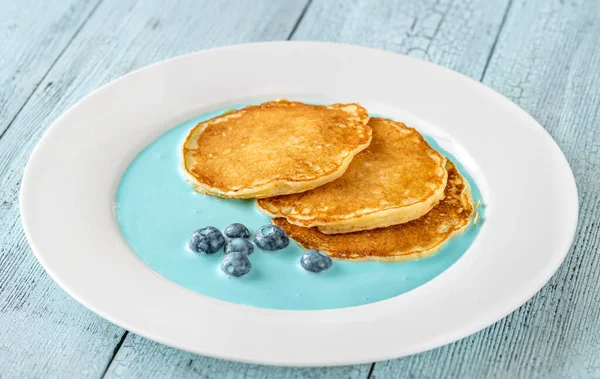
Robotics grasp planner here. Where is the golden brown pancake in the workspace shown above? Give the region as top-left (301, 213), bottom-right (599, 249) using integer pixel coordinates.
top-left (183, 100), bottom-right (371, 199)
top-left (258, 118), bottom-right (447, 233)
top-left (274, 160), bottom-right (473, 261)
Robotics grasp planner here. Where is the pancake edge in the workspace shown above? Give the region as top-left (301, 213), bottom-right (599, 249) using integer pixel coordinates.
top-left (317, 159), bottom-right (448, 234)
top-left (273, 172), bottom-right (474, 262)
top-left (257, 169), bottom-right (447, 233)
top-left (182, 101), bottom-right (372, 199)
top-left (257, 120), bottom-right (449, 232)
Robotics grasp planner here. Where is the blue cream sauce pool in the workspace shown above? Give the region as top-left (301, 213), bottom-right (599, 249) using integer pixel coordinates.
top-left (116, 105), bottom-right (484, 310)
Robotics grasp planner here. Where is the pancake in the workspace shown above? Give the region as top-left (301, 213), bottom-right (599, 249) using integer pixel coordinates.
top-left (273, 160), bottom-right (473, 261)
top-left (183, 100), bottom-right (371, 199)
top-left (257, 118), bottom-right (448, 233)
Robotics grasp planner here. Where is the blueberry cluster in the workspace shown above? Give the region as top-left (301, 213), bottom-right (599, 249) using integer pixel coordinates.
top-left (188, 223), bottom-right (333, 277)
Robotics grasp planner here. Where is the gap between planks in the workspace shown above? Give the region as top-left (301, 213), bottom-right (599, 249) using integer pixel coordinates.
top-left (287, 0), bottom-right (313, 40)
top-left (101, 331), bottom-right (129, 379)
top-left (0, 0), bottom-right (105, 143)
top-left (480, 0), bottom-right (514, 81)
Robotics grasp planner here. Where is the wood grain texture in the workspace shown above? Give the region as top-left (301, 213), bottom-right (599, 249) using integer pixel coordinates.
top-left (3, 0), bottom-right (598, 377)
top-left (0, 0), bottom-right (308, 377)
top-left (0, 0), bottom-right (100, 137)
top-left (103, 0), bottom-right (511, 377)
top-left (105, 334), bottom-right (370, 379)
top-left (372, 0), bottom-right (600, 378)
top-left (292, 0), bottom-right (510, 79)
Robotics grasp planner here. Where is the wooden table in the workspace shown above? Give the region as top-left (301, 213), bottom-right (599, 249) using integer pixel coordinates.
top-left (1, 0), bottom-right (598, 377)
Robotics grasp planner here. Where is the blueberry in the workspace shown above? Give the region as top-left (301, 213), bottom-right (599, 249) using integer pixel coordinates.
top-left (300, 249), bottom-right (332, 273)
top-left (188, 226), bottom-right (225, 254)
top-left (225, 238), bottom-right (254, 255)
top-left (221, 251), bottom-right (252, 277)
top-left (254, 224), bottom-right (289, 251)
top-left (224, 223), bottom-right (250, 239)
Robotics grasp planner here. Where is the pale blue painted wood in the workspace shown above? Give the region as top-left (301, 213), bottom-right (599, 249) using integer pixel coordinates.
top-left (0, 0), bottom-right (100, 136)
top-left (292, 0), bottom-right (511, 80)
top-left (373, 0), bottom-right (600, 378)
top-left (2, 0), bottom-right (599, 377)
top-left (105, 334), bottom-right (370, 379)
top-left (0, 0), bottom-right (308, 377)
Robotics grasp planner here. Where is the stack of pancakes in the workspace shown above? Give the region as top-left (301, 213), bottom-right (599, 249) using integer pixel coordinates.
top-left (183, 100), bottom-right (474, 261)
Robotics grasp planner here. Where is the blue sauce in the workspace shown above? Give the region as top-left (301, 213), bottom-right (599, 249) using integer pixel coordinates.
top-left (115, 105), bottom-right (484, 310)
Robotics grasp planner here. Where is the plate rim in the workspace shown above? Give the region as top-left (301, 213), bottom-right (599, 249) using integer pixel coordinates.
top-left (20, 41), bottom-right (579, 366)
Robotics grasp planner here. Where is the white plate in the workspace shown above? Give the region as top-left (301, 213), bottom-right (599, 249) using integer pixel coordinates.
top-left (21, 42), bottom-right (578, 366)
